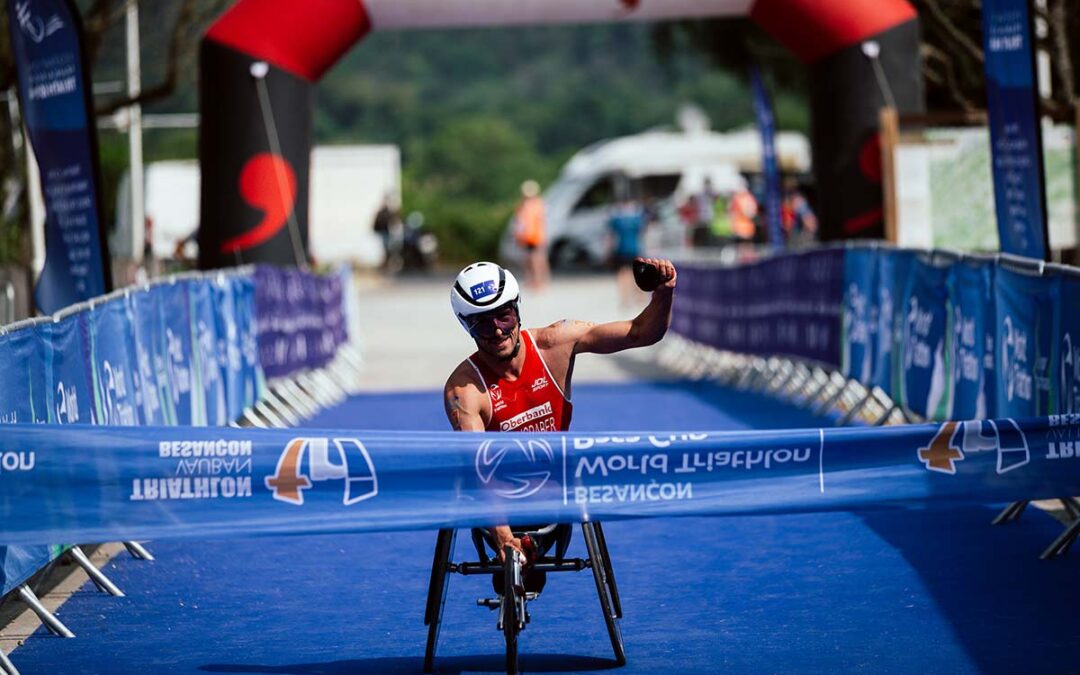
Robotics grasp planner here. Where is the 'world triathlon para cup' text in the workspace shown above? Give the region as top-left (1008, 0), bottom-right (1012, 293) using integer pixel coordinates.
top-left (568, 434), bottom-right (815, 505)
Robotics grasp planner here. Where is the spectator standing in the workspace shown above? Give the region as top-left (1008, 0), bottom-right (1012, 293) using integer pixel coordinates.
top-left (690, 177), bottom-right (719, 247)
top-left (373, 194), bottom-right (403, 273)
top-left (513, 180), bottom-right (549, 291)
top-left (608, 197), bottom-right (647, 307)
top-left (781, 181), bottom-right (818, 247)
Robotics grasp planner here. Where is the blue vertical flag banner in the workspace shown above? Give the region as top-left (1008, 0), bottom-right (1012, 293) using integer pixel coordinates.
top-left (750, 65), bottom-right (784, 249)
top-left (159, 281), bottom-right (197, 426)
top-left (44, 313), bottom-right (95, 425)
top-left (190, 281), bottom-right (226, 426)
top-left (946, 261), bottom-right (995, 420)
top-left (128, 288), bottom-right (172, 426)
top-left (1056, 274), bottom-right (1080, 414)
top-left (6, 0), bottom-right (111, 312)
top-left (842, 247), bottom-right (879, 384)
top-left (994, 267), bottom-right (1059, 416)
top-left (871, 249), bottom-right (917, 397)
top-left (88, 298), bottom-right (143, 427)
top-left (981, 0), bottom-right (1049, 260)
top-left (898, 257), bottom-right (952, 421)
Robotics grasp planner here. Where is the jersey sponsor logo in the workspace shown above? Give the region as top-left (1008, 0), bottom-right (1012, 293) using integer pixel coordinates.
top-left (918, 419), bottom-right (1029, 475)
top-left (530, 376), bottom-right (548, 393)
top-left (475, 438), bottom-right (554, 499)
top-left (499, 401), bottom-right (552, 432)
top-left (266, 437), bottom-right (378, 506)
top-left (489, 385), bottom-right (503, 401)
top-left (469, 280), bottom-right (498, 300)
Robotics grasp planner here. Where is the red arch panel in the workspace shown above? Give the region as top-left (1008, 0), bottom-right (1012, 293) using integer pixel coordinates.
top-left (750, 0), bottom-right (917, 63)
top-left (205, 0), bottom-right (371, 81)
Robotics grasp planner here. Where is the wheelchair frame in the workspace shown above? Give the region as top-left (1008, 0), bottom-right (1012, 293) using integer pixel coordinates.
top-left (423, 521), bottom-right (625, 674)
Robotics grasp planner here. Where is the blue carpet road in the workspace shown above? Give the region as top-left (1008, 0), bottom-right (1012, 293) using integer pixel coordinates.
top-left (10, 381), bottom-right (1079, 674)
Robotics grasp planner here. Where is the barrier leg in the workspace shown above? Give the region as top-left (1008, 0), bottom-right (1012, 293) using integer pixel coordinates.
top-left (261, 391), bottom-right (300, 426)
top-left (813, 379), bottom-right (851, 417)
top-left (123, 541), bottom-right (155, 561)
top-left (1059, 497), bottom-right (1080, 520)
top-left (16, 585), bottom-right (74, 638)
top-left (992, 501), bottom-right (1028, 525)
top-left (68, 546), bottom-right (124, 596)
top-left (836, 388), bottom-right (874, 426)
top-left (0, 646), bottom-right (19, 675)
top-left (1040, 517), bottom-right (1080, 560)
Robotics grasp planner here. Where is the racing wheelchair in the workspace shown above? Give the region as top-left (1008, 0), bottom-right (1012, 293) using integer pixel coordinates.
top-left (423, 522), bottom-right (625, 674)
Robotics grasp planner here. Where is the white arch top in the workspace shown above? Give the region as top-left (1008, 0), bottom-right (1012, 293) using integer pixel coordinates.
top-left (361, 0), bottom-right (752, 31)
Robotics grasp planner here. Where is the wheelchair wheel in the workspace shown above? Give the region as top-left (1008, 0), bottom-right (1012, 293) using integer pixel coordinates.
top-left (594, 522), bottom-right (623, 619)
top-left (424, 529), bottom-right (456, 674)
top-left (582, 522), bottom-right (626, 666)
top-left (503, 550), bottom-right (521, 675)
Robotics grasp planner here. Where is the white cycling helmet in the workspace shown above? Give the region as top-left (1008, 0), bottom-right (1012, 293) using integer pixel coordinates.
top-left (450, 262), bottom-right (520, 332)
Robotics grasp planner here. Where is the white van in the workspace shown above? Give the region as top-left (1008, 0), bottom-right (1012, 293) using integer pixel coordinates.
top-left (499, 127), bottom-right (810, 268)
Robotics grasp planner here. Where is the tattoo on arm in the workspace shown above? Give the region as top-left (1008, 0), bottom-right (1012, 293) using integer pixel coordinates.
top-left (445, 395), bottom-right (464, 430)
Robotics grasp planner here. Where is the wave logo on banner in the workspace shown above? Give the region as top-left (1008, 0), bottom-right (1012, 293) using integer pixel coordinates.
top-left (918, 419), bottom-right (1030, 475)
top-left (14, 2), bottom-right (63, 42)
top-left (1062, 334), bottom-right (1080, 413)
top-left (265, 438), bottom-right (378, 506)
top-left (475, 438), bottom-right (555, 499)
top-left (1001, 315), bottom-right (1034, 406)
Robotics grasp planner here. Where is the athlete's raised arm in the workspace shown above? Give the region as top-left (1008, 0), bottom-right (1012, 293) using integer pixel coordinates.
top-left (540, 258), bottom-right (676, 356)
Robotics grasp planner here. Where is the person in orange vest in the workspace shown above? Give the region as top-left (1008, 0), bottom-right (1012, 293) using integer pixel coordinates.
top-left (513, 180), bottom-right (550, 291)
top-left (729, 186), bottom-right (759, 243)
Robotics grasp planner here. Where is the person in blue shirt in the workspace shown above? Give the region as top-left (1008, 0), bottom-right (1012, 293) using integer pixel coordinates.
top-left (608, 196), bottom-right (647, 306)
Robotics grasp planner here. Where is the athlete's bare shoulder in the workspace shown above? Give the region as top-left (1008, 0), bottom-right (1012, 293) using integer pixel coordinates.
top-left (532, 320), bottom-right (595, 350)
top-left (444, 360), bottom-right (488, 431)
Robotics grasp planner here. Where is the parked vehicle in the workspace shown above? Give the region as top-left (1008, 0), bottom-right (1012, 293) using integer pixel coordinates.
top-left (499, 127), bottom-right (811, 269)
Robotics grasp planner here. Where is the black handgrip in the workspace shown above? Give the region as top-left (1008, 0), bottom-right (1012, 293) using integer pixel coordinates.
top-left (632, 260), bottom-right (662, 292)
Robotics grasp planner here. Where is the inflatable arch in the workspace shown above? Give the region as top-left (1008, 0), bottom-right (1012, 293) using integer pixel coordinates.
top-left (197, 0), bottom-right (922, 269)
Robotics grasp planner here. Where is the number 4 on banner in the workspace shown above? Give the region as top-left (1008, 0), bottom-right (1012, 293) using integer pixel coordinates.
top-left (918, 421), bottom-right (963, 474)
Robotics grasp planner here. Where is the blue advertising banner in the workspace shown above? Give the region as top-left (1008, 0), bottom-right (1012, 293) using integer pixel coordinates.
top-left (233, 274), bottom-right (264, 408)
top-left (982, 0), bottom-right (1049, 260)
top-left (190, 280), bottom-right (226, 426)
top-left (213, 276), bottom-right (245, 423)
top-left (871, 249), bottom-right (917, 396)
top-left (947, 261), bottom-right (995, 420)
top-left (6, 0), bottom-right (110, 312)
top-left (0, 417), bottom-right (1078, 547)
top-left (129, 287), bottom-right (173, 426)
top-left (750, 66), bottom-right (784, 249)
top-left (842, 247), bottom-right (878, 384)
top-left (0, 325), bottom-right (58, 597)
top-left (88, 298), bottom-right (143, 427)
top-left (672, 250), bottom-right (842, 366)
top-left (43, 312), bottom-right (95, 424)
top-left (0, 326), bottom-right (49, 425)
top-left (994, 267), bottom-right (1059, 417)
top-left (1053, 274), bottom-right (1080, 414)
top-left (158, 281), bottom-right (197, 426)
top-left (898, 258), bottom-right (952, 420)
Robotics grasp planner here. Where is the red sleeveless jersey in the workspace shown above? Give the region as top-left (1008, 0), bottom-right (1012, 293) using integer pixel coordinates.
top-left (467, 330), bottom-right (572, 432)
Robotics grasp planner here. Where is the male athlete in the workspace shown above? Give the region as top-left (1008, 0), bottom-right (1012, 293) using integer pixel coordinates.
top-left (444, 257), bottom-right (677, 562)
